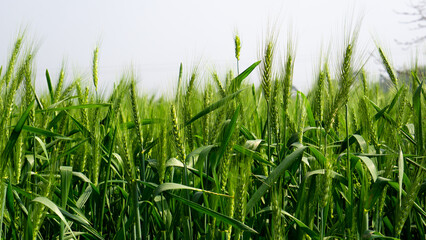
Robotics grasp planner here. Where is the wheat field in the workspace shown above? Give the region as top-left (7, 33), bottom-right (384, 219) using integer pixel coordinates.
top-left (0, 32), bottom-right (425, 240)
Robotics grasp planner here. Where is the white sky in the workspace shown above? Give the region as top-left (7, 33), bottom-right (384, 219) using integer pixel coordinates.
top-left (1, 0), bottom-right (424, 95)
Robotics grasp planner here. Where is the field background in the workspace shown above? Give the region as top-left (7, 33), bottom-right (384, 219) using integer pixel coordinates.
top-left (1, 1), bottom-right (426, 239)
top-left (0, 31), bottom-right (425, 239)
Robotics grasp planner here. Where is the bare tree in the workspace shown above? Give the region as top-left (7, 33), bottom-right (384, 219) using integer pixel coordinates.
top-left (397, 0), bottom-right (426, 45)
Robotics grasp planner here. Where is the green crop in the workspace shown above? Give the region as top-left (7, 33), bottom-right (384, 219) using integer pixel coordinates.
top-left (0, 32), bottom-right (424, 240)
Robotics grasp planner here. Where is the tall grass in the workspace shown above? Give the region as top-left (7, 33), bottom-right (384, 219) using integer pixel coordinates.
top-left (0, 32), bottom-right (424, 240)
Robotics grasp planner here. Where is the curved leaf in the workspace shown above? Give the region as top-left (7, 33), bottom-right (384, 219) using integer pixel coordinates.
top-left (350, 154), bottom-right (378, 182)
top-left (32, 197), bottom-right (75, 239)
top-left (153, 183), bottom-right (230, 198)
top-left (185, 90), bottom-right (244, 126)
top-left (229, 60), bottom-right (261, 92)
top-left (246, 146), bottom-right (307, 215)
top-left (166, 191), bottom-right (258, 234)
top-left (1, 100), bottom-right (35, 171)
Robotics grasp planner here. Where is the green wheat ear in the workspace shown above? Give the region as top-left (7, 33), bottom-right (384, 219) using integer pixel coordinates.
top-left (53, 67), bottom-right (65, 103)
top-left (325, 43), bottom-right (355, 132)
top-left (176, 62), bottom-right (183, 102)
top-left (378, 47), bottom-right (398, 88)
top-left (170, 103), bottom-right (185, 162)
top-left (202, 83), bottom-right (213, 145)
top-left (93, 46), bottom-right (99, 91)
top-left (1, 36), bottom-right (23, 88)
top-left (313, 70), bottom-right (325, 122)
top-left (260, 38), bottom-right (275, 103)
top-left (282, 46), bottom-right (294, 117)
top-left (212, 72), bottom-right (226, 98)
top-left (234, 34), bottom-right (241, 74)
top-left (234, 35), bottom-right (241, 61)
top-left (360, 68), bottom-right (367, 96)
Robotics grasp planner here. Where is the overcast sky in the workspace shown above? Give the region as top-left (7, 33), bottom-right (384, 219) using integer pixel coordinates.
top-left (1, 0), bottom-right (424, 95)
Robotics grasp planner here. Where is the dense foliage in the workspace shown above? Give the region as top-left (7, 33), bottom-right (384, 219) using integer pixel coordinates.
top-left (0, 33), bottom-right (425, 239)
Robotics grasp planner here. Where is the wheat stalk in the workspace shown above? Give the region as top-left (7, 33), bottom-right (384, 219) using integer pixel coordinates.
top-left (170, 104), bottom-right (185, 161)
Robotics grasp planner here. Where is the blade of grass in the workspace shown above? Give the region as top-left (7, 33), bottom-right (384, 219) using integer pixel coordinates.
top-left (215, 105), bottom-right (240, 166)
top-left (398, 148), bottom-right (404, 207)
top-left (153, 183), bottom-right (231, 198)
top-left (166, 191), bottom-right (258, 234)
top-left (45, 69), bottom-right (54, 103)
top-left (185, 89), bottom-right (245, 126)
top-left (413, 82), bottom-right (423, 154)
top-left (60, 166), bottom-right (73, 240)
top-left (99, 127), bottom-right (116, 233)
top-left (1, 100), bottom-right (35, 173)
top-left (6, 182), bottom-right (17, 240)
top-left (246, 146), bottom-right (307, 215)
top-left (22, 125), bottom-right (67, 138)
top-left (37, 103), bottom-right (111, 112)
top-left (32, 197), bottom-right (76, 239)
top-left (229, 60), bottom-right (261, 93)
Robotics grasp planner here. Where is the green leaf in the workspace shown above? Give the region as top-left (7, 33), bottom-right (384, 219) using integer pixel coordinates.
top-left (338, 134), bottom-right (368, 154)
top-left (6, 182), bottom-right (17, 239)
top-left (60, 166), bottom-right (73, 239)
top-left (246, 146), bottom-right (307, 215)
top-left (147, 157), bottom-right (215, 182)
top-left (72, 172), bottom-right (91, 183)
top-left (46, 110), bottom-right (67, 129)
top-left (368, 99), bottom-right (397, 127)
top-left (76, 185), bottom-right (93, 209)
top-left (413, 81), bottom-right (423, 154)
top-left (283, 211), bottom-right (319, 240)
top-left (353, 134), bottom-right (369, 153)
top-left (139, 180), bottom-right (257, 233)
top-left (124, 119), bottom-right (162, 129)
top-left (350, 154), bottom-right (378, 182)
top-left (298, 91), bottom-right (315, 127)
top-left (229, 61), bottom-right (261, 92)
top-left (47, 96), bottom-right (79, 109)
top-left (166, 191), bottom-right (258, 234)
top-left (215, 105), bottom-right (240, 164)
top-left (99, 127), bottom-right (117, 233)
top-left (34, 136), bottom-right (49, 161)
top-left (67, 113), bottom-right (93, 141)
top-left (32, 197), bottom-right (76, 239)
top-left (185, 90), bottom-right (244, 126)
top-left (60, 166), bottom-right (73, 208)
top-left (153, 183), bottom-right (230, 198)
top-left (46, 69), bottom-right (54, 103)
top-left (255, 207), bottom-right (319, 239)
top-left (398, 148), bottom-right (404, 207)
top-left (308, 146), bottom-right (326, 167)
top-left (233, 144), bottom-right (274, 166)
top-left (240, 125), bottom-right (257, 140)
top-left (365, 177), bottom-right (390, 210)
top-left (37, 103), bottom-right (111, 112)
top-left (296, 169), bottom-right (347, 217)
top-left (387, 86), bottom-right (404, 113)
top-left (363, 230), bottom-right (400, 239)
top-left (22, 125), bottom-right (66, 138)
top-left (24, 207), bottom-right (33, 240)
top-left (58, 138), bottom-right (89, 159)
top-left (1, 100), bottom-right (35, 172)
